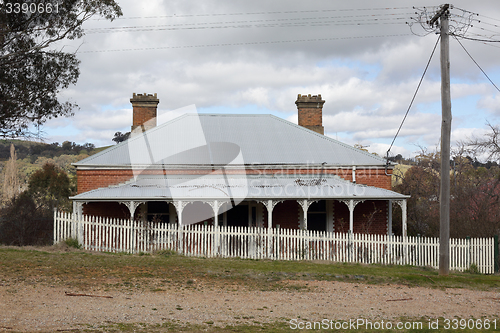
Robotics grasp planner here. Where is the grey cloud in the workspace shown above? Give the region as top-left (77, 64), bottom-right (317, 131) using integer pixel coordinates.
top-left (38, 0), bottom-right (500, 154)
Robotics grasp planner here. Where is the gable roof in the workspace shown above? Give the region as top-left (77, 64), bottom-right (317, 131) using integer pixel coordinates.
top-left (75, 114), bottom-right (387, 167)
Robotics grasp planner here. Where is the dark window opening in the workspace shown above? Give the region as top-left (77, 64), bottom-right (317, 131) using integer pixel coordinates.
top-left (309, 200), bottom-right (326, 212)
top-left (251, 206), bottom-right (257, 227)
top-left (308, 200), bottom-right (327, 232)
top-left (226, 204), bottom-right (248, 227)
top-left (147, 201), bottom-right (170, 223)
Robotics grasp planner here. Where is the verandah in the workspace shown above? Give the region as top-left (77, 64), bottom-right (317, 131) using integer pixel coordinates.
top-left (54, 211), bottom-right (497, 274)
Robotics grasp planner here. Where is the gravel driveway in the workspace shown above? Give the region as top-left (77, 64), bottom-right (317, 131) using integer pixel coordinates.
top-left (1, 279), bottom-right (499, 332)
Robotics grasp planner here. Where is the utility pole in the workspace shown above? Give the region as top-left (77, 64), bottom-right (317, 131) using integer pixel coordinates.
top-left (430, 4), bottom-right (451, 276)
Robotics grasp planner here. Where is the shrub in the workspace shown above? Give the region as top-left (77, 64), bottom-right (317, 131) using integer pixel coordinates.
top-left (466, 263), bottom-right (480, 274)
top-left (64, 238), bottom-right (81, 249)
top-left (0, 192), bottom-right (52, 246)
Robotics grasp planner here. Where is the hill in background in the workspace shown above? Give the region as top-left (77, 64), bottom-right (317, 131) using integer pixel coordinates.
top-left (0, 140), bottom-right (110, 199)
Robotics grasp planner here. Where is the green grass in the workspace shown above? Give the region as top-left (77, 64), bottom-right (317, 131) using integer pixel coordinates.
top-left (92, 145), bottom-right (113, 153)
top-left (11, 319), bottom-right (500, 333)
top-left (0, 246), bottom-right (498, 292)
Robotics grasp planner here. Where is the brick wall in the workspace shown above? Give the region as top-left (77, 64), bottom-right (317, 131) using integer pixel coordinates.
top-left (355, 169), bottom-right (392, 190)
top-left (132, 106), bottom-right (156, 128)
top-left (333, 200), bottom-right (387, 235)
top-left (261, 200), bottom-right (300, 229)
top-left (77, 167), bottom-right (393, 194)
top-left (298, 107), bottom-right (322, 127)
top-left (246, 168), bottom-right (392, 190)
top-left (77, 169), bottom-right (135, 194)
top-left (83, 202), bottom-right (138, 219)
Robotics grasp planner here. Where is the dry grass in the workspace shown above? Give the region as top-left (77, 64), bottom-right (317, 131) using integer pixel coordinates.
top-left (1, 245), bottom-right (498, 293)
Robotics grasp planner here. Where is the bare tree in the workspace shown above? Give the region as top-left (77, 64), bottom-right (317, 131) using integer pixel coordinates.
top-left (468, 122), bottom-right (500, 162)
top-left (2, 144), bottom-right (20, 203)
top-left (394, 141), bottom-right (500, 238)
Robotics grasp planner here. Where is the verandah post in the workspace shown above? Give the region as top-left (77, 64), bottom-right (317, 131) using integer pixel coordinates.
top-left (173, 200), bottom-right (190, 255)
top-left (267, 200), bottom-right (273, 259)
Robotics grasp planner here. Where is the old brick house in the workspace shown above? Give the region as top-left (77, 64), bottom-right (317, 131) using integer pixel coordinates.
top-left (71, 93), bottom-right (409, 236)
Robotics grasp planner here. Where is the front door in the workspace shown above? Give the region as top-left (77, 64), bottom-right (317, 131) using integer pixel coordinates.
top-left (307, 200), bottom-right (327, 232)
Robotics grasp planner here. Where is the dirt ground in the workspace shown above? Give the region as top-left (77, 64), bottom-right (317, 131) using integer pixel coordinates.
top-left (0, 279), bottom-right (499, 332)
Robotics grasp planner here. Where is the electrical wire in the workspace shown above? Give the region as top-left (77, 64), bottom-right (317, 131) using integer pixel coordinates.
top-left (454, 6), bottom-right (500, 23)
top-left (101, 6), bottom-right (412, 21)
top-left (79, 33), bottom-right (410, 53)
top-left (453, 36), bottom-right (500, 93)
top-left (441, 6), bottom-right (500, 42)
top-left (85, 15), bottom-right (412, 34)
top-left (78, 7), bottom-right (415, 53)
top-left (454, 35), bottom-right (500, 43)
top-left (386, 35), bottom-right (441, 157)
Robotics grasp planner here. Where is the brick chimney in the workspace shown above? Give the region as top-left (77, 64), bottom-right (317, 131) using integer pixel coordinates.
top-left (130, 93), bottom-right (159, 135)
top-left (295, 94), bottom-right (325, 135)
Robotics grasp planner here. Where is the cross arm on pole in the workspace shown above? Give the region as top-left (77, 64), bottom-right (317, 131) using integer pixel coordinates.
top-left (429, 4), bottom-right (450, 27)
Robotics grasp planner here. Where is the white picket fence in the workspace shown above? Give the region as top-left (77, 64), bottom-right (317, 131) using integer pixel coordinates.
top-left (54, 211), bottom-right (497, 274)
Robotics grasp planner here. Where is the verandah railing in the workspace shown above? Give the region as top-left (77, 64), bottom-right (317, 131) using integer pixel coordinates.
top-left (54, 211), bottom-right (497, 274)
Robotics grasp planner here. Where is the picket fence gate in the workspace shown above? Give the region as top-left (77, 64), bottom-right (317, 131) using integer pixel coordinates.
top-left (54, 211), bottom-right (497, 274)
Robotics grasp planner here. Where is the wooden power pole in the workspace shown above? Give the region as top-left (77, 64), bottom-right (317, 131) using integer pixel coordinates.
top-left (430, 4), bottom-right (451, 276)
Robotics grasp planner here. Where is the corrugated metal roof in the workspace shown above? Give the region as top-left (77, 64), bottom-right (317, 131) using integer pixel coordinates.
top-left (70, 174), bottom-right (408, 201)
top-left (75, 114), bottom-right (387, 167)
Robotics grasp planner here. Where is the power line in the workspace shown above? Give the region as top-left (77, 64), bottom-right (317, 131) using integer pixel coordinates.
top-left (421, 6), bottom-right (500, 43)
top-left (471, 19), bottom-right (500, 30)
top-left (408, 5), bottom-right (475, 37)
top-left (387, 35), bottom-right (441, 155)
top-left (86, 15), bottom-right (412, 34)
top-left (480, 42), bottom-right (500, 49)
top-left (79, 33), bottom-right (410, 54)
top-left (462, 19), bottom-right (500, 42)
top-left (467, 26), bottom-right (500, 38)
top-left (99, 6), bottom-right (412, 21)
top-left (454, 36), bottom-right (500, 93)
top-left (454, 35), bottom-right (500, 43)
top-left (454, 6), bottom-right (500, 24)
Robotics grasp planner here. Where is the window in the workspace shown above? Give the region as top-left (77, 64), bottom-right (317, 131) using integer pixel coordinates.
top-left (226, 203), bottom-right (248, 227)
top-left (147, 201), bottom-right (170, 223)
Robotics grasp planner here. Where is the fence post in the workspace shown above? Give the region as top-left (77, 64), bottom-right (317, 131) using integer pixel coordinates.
top-left (76, 213), bottom-right (82, 246)
top-left (53, 209), bottom-right (57, 245)
top-left (403, 234), bottom-right (408, 265)
top-left (466, 236), bottom-right (471, 272)
top-left (348, 230), bottom-right (353, 262)
top-left (276, 224), bottom-right (280, 260)
top-left (131, 219), bottom-right (136, 254)
top-left (494, 235), bottom-right (499, 273)
top-left (416, 234), bottom-right (421, 266)
top-left (387, 233), bottom-right (392, 264)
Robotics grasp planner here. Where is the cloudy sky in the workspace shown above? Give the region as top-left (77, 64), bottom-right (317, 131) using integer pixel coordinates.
top-left (42, 0), bottom-right (500, 159)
